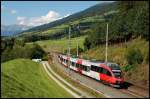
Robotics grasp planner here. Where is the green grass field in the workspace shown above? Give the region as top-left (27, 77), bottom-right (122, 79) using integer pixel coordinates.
top-left (1, 59), bottom-right (73, 98)
top-left (27, 36), bottom-right (86, 52)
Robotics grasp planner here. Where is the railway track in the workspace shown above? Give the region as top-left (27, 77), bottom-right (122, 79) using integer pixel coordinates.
top-left (50, 53), bottom-right (149, 98)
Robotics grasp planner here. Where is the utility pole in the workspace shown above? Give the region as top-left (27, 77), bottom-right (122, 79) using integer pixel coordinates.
top-left (77, 39), bottom-right (79, 57)
top-left (76, 24), bottom-right (79, 57)
top-left (68, 26), bottom-right (71, 56)
top-left (68, 26), bottom-right (71, 75)
top-left (105, 23), bottom-right (108, 63)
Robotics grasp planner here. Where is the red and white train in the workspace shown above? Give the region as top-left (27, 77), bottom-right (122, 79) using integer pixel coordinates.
top-left (57, 54), bottom-right (124, 88)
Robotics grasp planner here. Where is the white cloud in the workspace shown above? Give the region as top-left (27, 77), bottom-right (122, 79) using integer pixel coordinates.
top-left (63, 14), bottom-right (71, 18)
top-left (17, 16), bottom-right (27, 25)
top-left (11, 10), bottom-right (17, 14)
top-left (28, 11), bottom-right (60, 26)
top-left (16, 11), bottom-right (71, 27)
top-left (17, 10), bottom-right (60, 26)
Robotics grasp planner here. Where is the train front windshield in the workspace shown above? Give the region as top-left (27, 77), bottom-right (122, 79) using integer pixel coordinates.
top-left (113, 71), bottom-right (122, 78)
top-left (108, 63), bottom-right (122, 78)
top-left (109, 63), bottom-right (120, 70)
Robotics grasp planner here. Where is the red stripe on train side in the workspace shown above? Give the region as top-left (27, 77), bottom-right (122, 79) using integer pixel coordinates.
top-left (77, 59), bottom-right (82, 64)
top-left (99, 63), bottom-right (116, 84)
top-left (76, 59), bottom-right (82, 74)
top-left (77, 68), bottom-right (82, 74)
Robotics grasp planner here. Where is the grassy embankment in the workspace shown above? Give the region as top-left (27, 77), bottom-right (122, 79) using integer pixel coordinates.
top-left (1, 59), bottom-right (73, 98)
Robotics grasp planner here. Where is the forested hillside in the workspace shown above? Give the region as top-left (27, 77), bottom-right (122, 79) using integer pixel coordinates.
top-left (82, 1), bottom-right (149, 89)
top-left (84, 1), bottom-right (149, 50)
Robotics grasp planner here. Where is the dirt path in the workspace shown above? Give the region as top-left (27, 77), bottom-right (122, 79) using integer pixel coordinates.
top-left (42, 62), bottom-right (80, 98)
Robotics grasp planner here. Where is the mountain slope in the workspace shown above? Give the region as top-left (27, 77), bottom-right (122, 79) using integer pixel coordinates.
top-left (1, 24), bottom-right (32, 36)
top-left (19, 2), bottom-right (117, 34)
top-left (1, 59), bottom-right (72, 98)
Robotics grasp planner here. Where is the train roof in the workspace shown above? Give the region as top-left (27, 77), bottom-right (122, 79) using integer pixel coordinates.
top-left (89, 59), bottom-right (105, 63)
top-left (59, 54), bottom-right (120, 69)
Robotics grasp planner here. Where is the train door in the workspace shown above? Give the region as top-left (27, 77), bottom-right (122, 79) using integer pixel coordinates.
top-left (100, 68), bottom-right (112, 83)
top-left (90, 65), bottom-right (100, 80)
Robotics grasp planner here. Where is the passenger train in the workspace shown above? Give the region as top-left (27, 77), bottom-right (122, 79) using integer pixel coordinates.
top-left (57, 54), bottom-right (124, 88)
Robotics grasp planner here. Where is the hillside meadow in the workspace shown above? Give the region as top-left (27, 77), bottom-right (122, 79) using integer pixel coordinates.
top-left (1, 59), bottom-right (73, 98)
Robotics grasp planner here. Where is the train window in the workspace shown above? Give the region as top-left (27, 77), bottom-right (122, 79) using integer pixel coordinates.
top-left (64, 59), bottom-right (66, 63)
top-left (71, 62), bottom-right (75, 66)
top-left (66, 60), bottom-right (68, 64)
top-left (82, 65), bottom-right (87, 71)
top-left (113, 72), bottom-right (121, 78)
top-left (91, 65), bottom-right (96, 71)
top-left (98, 67), bottom-right (103, 73)
top-left (85, 66), bottom-right (88, 71)
top-left (102, 68), bottom-right (107, 74)
top-left (74, 63), bottom-right (76, 67)
top-left (102, 68), bottom-right (112, 76)
top-left (76, 63), bottom-right (79, 68)
top-left (107, 71), bottom-right (112, 76)
top-left (65, 59), bottom-right (67, 63)
top-left (109, 63), bottom-right (120, 70)
top-left (80, 65), bottom-right (83, 69)
top-left (81, 65), bottom-right (84, 70)
top-left (79, 64), bottom-right (81, 68)
top-left (96, 67), bottom-right (99, 72)
top-left (91, 65), bottom-right (99, 72)
top-left (84, 66), bottom-right (87, 71)
top-left (87, 67), bottom-right (90, 72)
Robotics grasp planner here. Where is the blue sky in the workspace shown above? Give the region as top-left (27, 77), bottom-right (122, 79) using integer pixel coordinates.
top-left (1, 1), bottom-right (113, 26)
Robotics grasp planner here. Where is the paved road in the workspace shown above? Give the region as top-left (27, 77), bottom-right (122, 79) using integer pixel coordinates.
top-left (52, 53), bottom-right (141, 98)
top-left (42, 61), bottom-right (94, 98)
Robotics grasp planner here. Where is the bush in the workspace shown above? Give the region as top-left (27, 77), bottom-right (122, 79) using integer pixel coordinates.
top-left (145, 50), bottom-right (149, 63)
top-left (42, 56), bottom-right (48, 61)
top-left (1, 42), bottom-right (46, 62)
top-left (84, 37), bottom-right (91, 50)
top-left (125, 48), bottom-right (143, 65)
top-left (122, 64), bottom-right (134, 72)
top-left (31, 44), bottom-right (46, 59)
